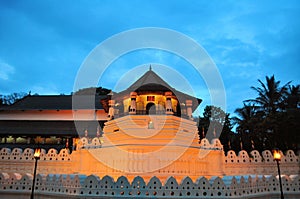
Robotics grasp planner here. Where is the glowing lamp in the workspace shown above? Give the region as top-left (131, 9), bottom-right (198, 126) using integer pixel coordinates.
top-left (34, 148), bottom-right (41, 159)
top-left (273, 149), bottom-right (284, 199)
top-left (31, 148), bottom-right (41, 199)
top-left (273, 150), bottom-right (281, 161)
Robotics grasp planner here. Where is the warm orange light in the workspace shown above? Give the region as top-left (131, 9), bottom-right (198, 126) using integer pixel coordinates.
top-left (273, 150), bottom-right (281, 161)
top-left (34, 148), bottom-right (41, 159)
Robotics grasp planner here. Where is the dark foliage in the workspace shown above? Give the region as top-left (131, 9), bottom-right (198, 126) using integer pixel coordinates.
top-left (197, 105), bottom-right (235, 153)
top-left (234, 75), bottom-right (299, 153)
top-left (73, 87), bottom-right (111, 95)
top-left (0, 92), bottom-right (28, 105)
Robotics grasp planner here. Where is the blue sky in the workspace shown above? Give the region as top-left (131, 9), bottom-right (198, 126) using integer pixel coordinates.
top-left (0, 0), bottom-right (299, 116)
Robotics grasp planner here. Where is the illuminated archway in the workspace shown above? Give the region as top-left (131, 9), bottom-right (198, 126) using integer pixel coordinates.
top-left (146, 102), bottom-right (156, 115)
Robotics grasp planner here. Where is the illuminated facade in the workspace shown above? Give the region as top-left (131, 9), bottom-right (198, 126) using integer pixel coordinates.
top-left (0, 68), bottom-right (200, 152)
top-left (0, 68), bottom-right (299, 198)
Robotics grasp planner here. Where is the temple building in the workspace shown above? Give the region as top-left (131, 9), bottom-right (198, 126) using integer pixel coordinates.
top-left (0, 68), bottom-right (201, 153)
top-left (0, 94), bottom-right (107, 151)
top-left (0, 67), bottom-right (230, 181)
top-left (0, 68), bottom-right (299, 199)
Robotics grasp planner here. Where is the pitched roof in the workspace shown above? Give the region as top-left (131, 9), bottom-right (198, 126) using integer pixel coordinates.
top-left (0, 95), bottom-right (106, 110)
top-left (117, 68), bottom-right (202, 110)
top-left (126, 69), bottom-right (171, 92)
top-left (0, 69), bottom-right (202, 111)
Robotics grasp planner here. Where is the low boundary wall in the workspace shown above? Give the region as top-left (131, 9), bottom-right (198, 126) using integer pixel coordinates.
top-left (0, 173), bottom-right (299, 198)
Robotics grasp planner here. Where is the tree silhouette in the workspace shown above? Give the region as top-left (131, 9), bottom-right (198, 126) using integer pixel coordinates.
top-left (286, 85), bottom-right (300, 109)
top-left (0, 92), bottom-right (28, 105)
top-left (198, 105), bottom-right (234, 153)
top-left (246, 75), bottom-right (290, 114)
top-left (235, 75), bottom-right (299, 152)
top-left (74, 87), bottom-right (111, 95)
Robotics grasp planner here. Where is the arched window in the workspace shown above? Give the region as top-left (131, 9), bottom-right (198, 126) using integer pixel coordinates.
top-left (146, 102), bottom-right (156, 115)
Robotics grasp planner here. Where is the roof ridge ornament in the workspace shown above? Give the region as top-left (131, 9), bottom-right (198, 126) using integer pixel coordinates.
top-left (149, 65), bottom-right (152, 71)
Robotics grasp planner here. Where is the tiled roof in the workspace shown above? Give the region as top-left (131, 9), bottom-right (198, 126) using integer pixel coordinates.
top-left (0, 95), bottom-right (107, 110)
top-left (118, 69), bottom-right (202, 110)
top-left (126, 69), bottom-right (171, 92)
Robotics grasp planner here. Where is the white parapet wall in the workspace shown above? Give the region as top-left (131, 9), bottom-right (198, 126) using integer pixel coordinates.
top-left (0, 138), bottom-right (299, 178)
top-left (0, 173), bottom-right (299, 198)
top-left (224, 149), bottom-right (300, 176)
top-left (0, 138), bottom-right (299, 198)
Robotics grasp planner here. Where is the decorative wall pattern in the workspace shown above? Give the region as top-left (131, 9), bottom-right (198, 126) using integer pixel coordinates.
top-left (224, 149), bottom-right (299, 176)
top-left (0, 138), bottom-right (299, 198)
top-left (0, 138), bottom-right (299, 177)
top-left (0, 173), bottom-right (299, 198)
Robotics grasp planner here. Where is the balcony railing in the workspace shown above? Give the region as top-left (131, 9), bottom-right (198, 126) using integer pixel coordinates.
top-left (114, 110), bottom-right (189, 119)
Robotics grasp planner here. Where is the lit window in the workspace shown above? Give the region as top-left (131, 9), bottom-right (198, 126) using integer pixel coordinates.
top-left (147, 96), bottom-right (155, 101)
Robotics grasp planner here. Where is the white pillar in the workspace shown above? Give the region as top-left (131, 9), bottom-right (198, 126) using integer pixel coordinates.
top-left (108, 99), bottom-right (115, 120)
top-left (186, 99), bottom-right (193, 120)
top-left (129, 92), bottom-right (137, 114)
top-left (165, 92), bottom-right (173, 115)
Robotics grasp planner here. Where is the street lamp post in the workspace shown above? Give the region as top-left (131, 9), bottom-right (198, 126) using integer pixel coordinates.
top-left (273, 149), bottom-right (284, 199)
top-left (30, 148), bottom-right (41, 199)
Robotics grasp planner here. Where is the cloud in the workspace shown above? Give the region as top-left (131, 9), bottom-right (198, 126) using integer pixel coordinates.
top-left (0, 0), bottom-right (299, 115)
top-left (0, 60), bottom-right (15, 80)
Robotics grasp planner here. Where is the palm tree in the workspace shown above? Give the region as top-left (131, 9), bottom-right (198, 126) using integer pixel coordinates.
top-left (244, 75), bottom-right (294, 151)
top-left (234, 76), bottom-right (298, 152)
top-left (233, 103), bottom-right (257, 133)
top-left (246, 75), bottom-right (290, 114)
top-left (286, 85), bottom-right (300, 109)
top-left (281, 84), bottom-right (300, 151)
top-left (233, 103), bottom-right (266, 152)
